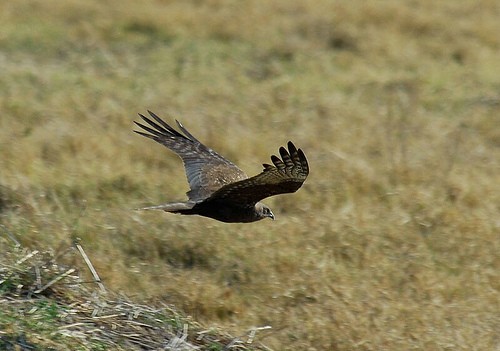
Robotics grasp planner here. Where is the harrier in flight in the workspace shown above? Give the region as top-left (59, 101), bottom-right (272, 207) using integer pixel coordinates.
top-left (134, 111), bottom-right (309, 223)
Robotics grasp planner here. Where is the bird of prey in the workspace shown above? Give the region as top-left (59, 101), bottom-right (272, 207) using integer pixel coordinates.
top-left (134, 111), bottom-right (309, 223)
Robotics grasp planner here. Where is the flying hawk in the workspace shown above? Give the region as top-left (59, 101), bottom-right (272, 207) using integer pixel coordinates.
top-left (134, 111), bottom-right (309, 223)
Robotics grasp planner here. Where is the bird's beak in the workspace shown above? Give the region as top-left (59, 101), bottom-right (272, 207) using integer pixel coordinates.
top-left (268, 211), bottom-right (275, 220)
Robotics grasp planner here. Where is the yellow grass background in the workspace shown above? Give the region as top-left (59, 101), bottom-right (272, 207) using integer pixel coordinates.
top-left (1, 0), bottom-right (499, 349)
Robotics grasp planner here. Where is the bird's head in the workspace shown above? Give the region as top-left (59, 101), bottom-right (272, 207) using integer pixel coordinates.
top-left (255, 202), bottom-right (275, 221)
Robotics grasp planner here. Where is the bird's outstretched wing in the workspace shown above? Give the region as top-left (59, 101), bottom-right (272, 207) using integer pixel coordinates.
top-left (134, 111), bottom-right (247, 201)
top-left (206, 141), bottom-right (309, 206)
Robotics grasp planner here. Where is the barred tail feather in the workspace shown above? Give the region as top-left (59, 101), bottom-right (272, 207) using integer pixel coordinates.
top-left (135, 202), bottom-right (196, 213)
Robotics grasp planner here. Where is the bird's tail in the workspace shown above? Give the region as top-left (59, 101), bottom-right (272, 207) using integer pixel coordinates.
top-left (135, 201), bottom-right (196, 213)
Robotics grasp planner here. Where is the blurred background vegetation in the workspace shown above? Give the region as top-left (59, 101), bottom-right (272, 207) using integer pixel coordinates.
top-left (1, 0), bottom-right (499, 350)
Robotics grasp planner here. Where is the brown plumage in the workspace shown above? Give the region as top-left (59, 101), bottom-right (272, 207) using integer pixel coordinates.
top-left (134, 111), bottom-right (309, 223)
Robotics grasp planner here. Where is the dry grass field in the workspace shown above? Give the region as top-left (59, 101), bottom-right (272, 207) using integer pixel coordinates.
top-left (1, 0), bottom-right (499, 349)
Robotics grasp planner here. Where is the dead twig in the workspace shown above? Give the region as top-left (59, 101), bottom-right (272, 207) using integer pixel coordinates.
top-left (34, 268), bottom-right (76, 294)
top-left (75, 241), bottom-right (106, 293)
